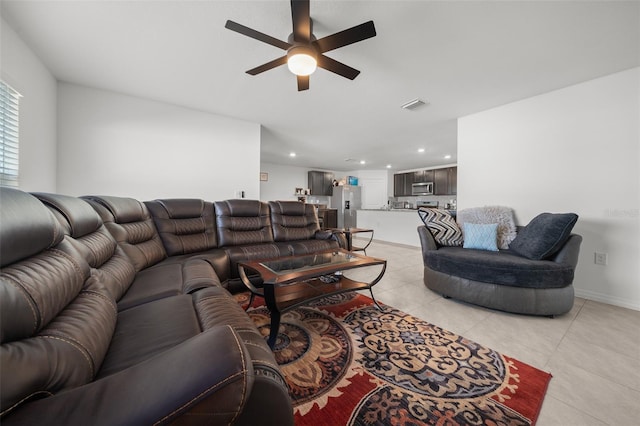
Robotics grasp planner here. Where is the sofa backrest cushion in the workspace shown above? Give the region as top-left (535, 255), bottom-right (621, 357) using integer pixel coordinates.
top-left (0, 188), bottom-right (117, 416)
top-left (0, 187), bottom-right (64, 267)
top-left (34, 193), bottom-right (137, 301)
top-left (268, 201), bottom-right (320, 242)
top-left (82, 195), bottom-right (167, 272)
top-left (145, 199), bottom-right (218, 255)
top-left (214, 200), bottom-right (274, 247)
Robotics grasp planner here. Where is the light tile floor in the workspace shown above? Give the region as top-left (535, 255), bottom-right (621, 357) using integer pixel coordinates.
top-left (347, 238), bottom-right (640, 426)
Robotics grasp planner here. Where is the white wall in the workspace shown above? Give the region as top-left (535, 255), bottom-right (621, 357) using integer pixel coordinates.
top-left (1, 18), bottom-right (57, 192)
top-left (458, 67), bottom-right (640, 311)
top-left (259, 162), bottom-right (315, 202)
top-left (57, 83), bottom-right (260, 200)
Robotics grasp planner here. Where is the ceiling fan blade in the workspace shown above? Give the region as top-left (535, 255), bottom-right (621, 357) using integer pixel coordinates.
top-left (297, 75), bottom-right (310, 91)
top-left (246, 56), bottom-right (288, 75)
top-left (317, 55), bottom-right (360, 80)
top-left (225, 20), bottom-right (291, 50)
top-left (313, 21), bottom-right (376, 53)
top-left (291, 0), bottom-right (311, 43)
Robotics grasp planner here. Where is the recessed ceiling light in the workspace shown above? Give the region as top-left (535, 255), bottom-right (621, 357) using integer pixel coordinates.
top-left (289, 152), bottom-right (296, 157)
top-left (418, 148), bottom-right (425, 153)
top-left (444, 154), bottom-right (451, 159)
top-left (360, 160), bottom-right (366, 165)
top-left (386, 164), bottom-right (391, 168)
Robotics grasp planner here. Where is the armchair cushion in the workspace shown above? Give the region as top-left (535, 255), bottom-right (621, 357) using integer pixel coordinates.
top-left (418, 208), bottom-right (463, 247)
top-left (457, 206), bottom-right (517, 249)
top-left (462, 222), bottom-right (499, 251)
top-left (509, 213), bottom-right (578, 260)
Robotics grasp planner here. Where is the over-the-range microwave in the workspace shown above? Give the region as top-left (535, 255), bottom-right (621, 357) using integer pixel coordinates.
top-left (411, 182), bottom-right (434, 195)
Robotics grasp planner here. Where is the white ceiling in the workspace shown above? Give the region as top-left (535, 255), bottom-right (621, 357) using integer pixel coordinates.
top-left (2, 0), bottom-right (638, 172)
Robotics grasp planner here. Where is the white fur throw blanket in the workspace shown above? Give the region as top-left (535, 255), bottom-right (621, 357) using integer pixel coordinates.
top-left (457, 206), bottom-right (517, 249)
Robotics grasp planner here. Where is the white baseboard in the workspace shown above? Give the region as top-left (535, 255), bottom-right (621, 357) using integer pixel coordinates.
top-left (574, 288), bottom-right (640, 311)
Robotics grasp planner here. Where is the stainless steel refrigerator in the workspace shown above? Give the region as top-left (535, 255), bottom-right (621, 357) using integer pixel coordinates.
top-left (331, 185), bottom-right (361, 229)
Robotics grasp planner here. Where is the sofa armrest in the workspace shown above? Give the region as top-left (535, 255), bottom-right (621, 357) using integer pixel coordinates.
top-left (418, 226), bottom-right (439, 265)
top-left (549, 233), bottom-right (582, 268)
top-left (315, 229), bottom-right (348, 249)
top-left (418, 226), bottom-right (438, 251)
top-left (3, 325), bottom-right (253, 426)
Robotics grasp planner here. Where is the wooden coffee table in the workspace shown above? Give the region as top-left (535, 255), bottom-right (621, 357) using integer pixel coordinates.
top-left (238, 249), bottom-right (386, 348)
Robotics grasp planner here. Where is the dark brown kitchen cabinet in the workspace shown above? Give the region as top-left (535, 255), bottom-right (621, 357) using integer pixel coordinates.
top-left (317, 208), bottom-right (337, 229)
top-left (394, 173), bottom-right (407, 196)
top-left (434, 168), bottom-right (449, 195)
top-left (394, 172), bottom-right (416, 196)
top-left (433, 167), bottom-right (457, 195)
top-left (395, 167), bottom-right (456, 196)
top-left (448, 167), bottom-right (457, 195)
top-left (308, 171), bottom-right (334, 196)
top-left (413, 170), bottom-right (434, 183)
top-left (403, 172), bottom-right (415, 195)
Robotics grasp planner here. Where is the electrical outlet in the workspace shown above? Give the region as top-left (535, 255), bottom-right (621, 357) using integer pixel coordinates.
top-left (594, 252), bottom-right (608, 266)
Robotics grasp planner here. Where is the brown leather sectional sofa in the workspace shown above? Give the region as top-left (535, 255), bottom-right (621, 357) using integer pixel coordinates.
top-left (0, 187), bottom-right (345, 425)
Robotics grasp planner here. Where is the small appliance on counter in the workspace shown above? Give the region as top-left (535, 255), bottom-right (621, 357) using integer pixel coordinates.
top-left (416, 200), bottom-right (438, 209)
top-left (392, 201), bottom-right (412, 209)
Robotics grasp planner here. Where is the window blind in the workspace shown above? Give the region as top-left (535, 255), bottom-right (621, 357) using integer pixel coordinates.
top-left (1, 81), bottom-right (20, 187)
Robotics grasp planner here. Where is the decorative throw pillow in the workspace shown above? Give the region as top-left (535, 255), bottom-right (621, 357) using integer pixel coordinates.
top-left (457, 206), bottom-right (517, 249)
top-left (462, 223), bottom-right (499, 251)
top-left (509, 213), bottom-right (578, 260)
top-left (418, 208), bottom-right (463, 247)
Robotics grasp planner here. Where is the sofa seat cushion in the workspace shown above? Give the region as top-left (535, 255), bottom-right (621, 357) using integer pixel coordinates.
top-left (116, 259), bottom-right (221, 311)
top-left (224, 243), bottom-right (291, 279)
top-left (287, 239), bottom-right (340, 255)
top-left (160, 248), bottom-right (231, 284)
top-left (97, 295), bottom-right (201, 378)
top-left (424, 247), bottom-right (575, 289)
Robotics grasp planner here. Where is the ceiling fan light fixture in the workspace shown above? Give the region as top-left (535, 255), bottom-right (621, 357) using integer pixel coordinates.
top-left (287, 46), bottom-right (317, 76)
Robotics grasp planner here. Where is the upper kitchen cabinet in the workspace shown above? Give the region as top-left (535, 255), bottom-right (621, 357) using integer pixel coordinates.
top-left (393, 173), bottom-right (406, 196)
top-left (433, 168), bottom-right (448, 195)
top-left (448, 167), bottom-right (457, 195)
top-left (413, 170), bottom-right (434, 183)
top-left (434, 167), bottom-right (457, 195)
top-left (394, 167), bottom-right (457, 196)
top-left (394, 172), bottom-right (416, 196)
top-left (308, 171), bottom-right (334, 196)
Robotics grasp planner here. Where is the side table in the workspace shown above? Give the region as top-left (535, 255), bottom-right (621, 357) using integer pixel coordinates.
top-left (327, 227), bottom-right (374, 254)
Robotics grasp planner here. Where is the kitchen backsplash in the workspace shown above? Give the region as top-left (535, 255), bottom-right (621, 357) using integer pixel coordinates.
top-left (395, 195), bottom-right (457, 209)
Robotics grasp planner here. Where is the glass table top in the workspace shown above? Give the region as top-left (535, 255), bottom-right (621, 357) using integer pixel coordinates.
top-left (259, 250), bottom-right (362, 275)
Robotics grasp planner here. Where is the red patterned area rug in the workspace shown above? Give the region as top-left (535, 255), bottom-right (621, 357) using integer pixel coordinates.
top-left (236, 292), bottom-right (552, 426)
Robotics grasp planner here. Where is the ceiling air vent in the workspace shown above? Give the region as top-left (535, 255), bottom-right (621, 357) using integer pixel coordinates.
top-left (401, 99), bottom-right (427, 111)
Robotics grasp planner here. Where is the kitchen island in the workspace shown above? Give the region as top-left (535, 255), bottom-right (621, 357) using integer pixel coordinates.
top-left (356, 209), bottom-right (425, 247)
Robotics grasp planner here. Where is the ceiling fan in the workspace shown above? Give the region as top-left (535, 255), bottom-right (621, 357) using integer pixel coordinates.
top-left (224, 0), bottom-right (376, 91)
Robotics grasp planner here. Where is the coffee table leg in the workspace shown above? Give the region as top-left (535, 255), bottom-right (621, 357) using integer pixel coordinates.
top-left (267, 310), bottom-right (281, 348)
top-left (370, 288), bottom-right (384, 311)
top-left (264, 284), bottom-right (280, 349)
